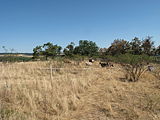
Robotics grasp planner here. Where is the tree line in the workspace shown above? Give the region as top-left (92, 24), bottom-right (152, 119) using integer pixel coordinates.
top-left (33, 36), bottom-right (160, 60)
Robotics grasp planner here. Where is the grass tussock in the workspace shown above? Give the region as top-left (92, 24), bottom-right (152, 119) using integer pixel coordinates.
top-left (0, 61), bottom-right (160, 120)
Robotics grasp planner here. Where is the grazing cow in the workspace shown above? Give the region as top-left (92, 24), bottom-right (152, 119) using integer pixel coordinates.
top-left (85, 61), bottom-right (92, 66)
top-left (89, 58), bottom-right (95, 63)
top-left (99, 62), bottom-right (109, 67)
top-left (64, 59), bottom-right (72, 64)
top-left (99, 62), bottom-right (114, 67)
top-left (148, 65), bottom-right (154, 71)
top-left (109, 63), bottom-right (114, 67)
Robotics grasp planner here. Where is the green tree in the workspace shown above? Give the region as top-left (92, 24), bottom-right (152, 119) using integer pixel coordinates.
top-left (130, 37), bottom-right (142, 55)
top-left (142, 36), bottom-right (154, 55)
top-left (114, 54), bottom-right (150, 82)
top-left (107, 39), bottom-right (130, 55)
top-left (74, 40), bottom-right (99, 56)
top-left (156, 46), bottom-right (160, 55)
top-left (42, 42), bottom-right (62, 60)
top-left (63, 42), bottom-right (75, 57)
top-left (33, 42), bottom-right (62, 60)
top-left (33, 45), bottom-right (42, 59)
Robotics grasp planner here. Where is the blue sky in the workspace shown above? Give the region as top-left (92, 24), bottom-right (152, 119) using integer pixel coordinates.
top-left (0, 0), bottom-right (160, 53)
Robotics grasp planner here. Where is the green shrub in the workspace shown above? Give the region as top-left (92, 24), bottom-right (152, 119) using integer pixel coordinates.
top-left (120, 54), bottom-right (151, 82)
top-left (108, 54), bottom-right (151, 82)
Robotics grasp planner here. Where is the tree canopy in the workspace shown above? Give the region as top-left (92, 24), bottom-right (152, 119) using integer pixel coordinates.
top-left (73, 40), bottom-right (99, 56)
top-left (32, 37), bottom-right (160, 60)
top-left (33, 42), bottom-right (62, 60)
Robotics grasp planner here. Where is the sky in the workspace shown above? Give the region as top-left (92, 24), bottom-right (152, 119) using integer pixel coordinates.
top-left (0, 0), bottom-right (160, 53)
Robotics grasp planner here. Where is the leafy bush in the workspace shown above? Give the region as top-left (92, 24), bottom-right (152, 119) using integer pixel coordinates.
top-left (120, 54), bottom-right (151, 82)
top-left (108, 54), bottom-right (151, 82)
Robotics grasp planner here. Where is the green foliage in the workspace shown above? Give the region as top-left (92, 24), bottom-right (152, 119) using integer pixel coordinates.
top-left (107, 39), bottom-right (130, 55)
top-left (73, 40), bottom-right (99, 56)
top-left (115, 54), bottom-right (151, 65)
top-left (106, 54), bottom-right (158, 64)
top-left (63, 42), bottom-right (75, 57)
top-left (70, 54), bottom-right (88, 61)
top-left (0, 56), bottom-right (32, 62)
top-left (106, 36), bottom-right (157, 56)
top-left (33, 42), bottom-right (62, 60)
top-left (130, 37), bottom-right (142, 55)
top-left (142, 36), bottom-right (154, 55)
top-left (32, 36), bottom-right (159, 61)
top-left (156, 46), bottom-right (160, 55)
top-left (42, 42), bottom-right (62, 60)
top-left (108, 54), bottom-right (151, 82)
top-left (33, 45), bottom-right (42, 59)
top-left (122, 54), bottom-right (150, 82)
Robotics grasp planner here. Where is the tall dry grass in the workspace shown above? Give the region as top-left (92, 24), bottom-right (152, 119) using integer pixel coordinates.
top-left (0, 61), bottom-right (160, 120)
top-left (0, 61), bottom-right (102, 120)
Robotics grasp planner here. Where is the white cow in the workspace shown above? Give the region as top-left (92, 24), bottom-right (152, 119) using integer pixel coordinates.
top-left (85, 61), bottom-right (92, 66)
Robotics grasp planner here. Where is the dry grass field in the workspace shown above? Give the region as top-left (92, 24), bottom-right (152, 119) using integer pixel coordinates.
top-left (0, 61), bottom-right (160, 120)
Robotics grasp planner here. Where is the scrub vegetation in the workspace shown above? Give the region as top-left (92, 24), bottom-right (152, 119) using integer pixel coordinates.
top-left (0, 36), bottom-right (160, 120)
